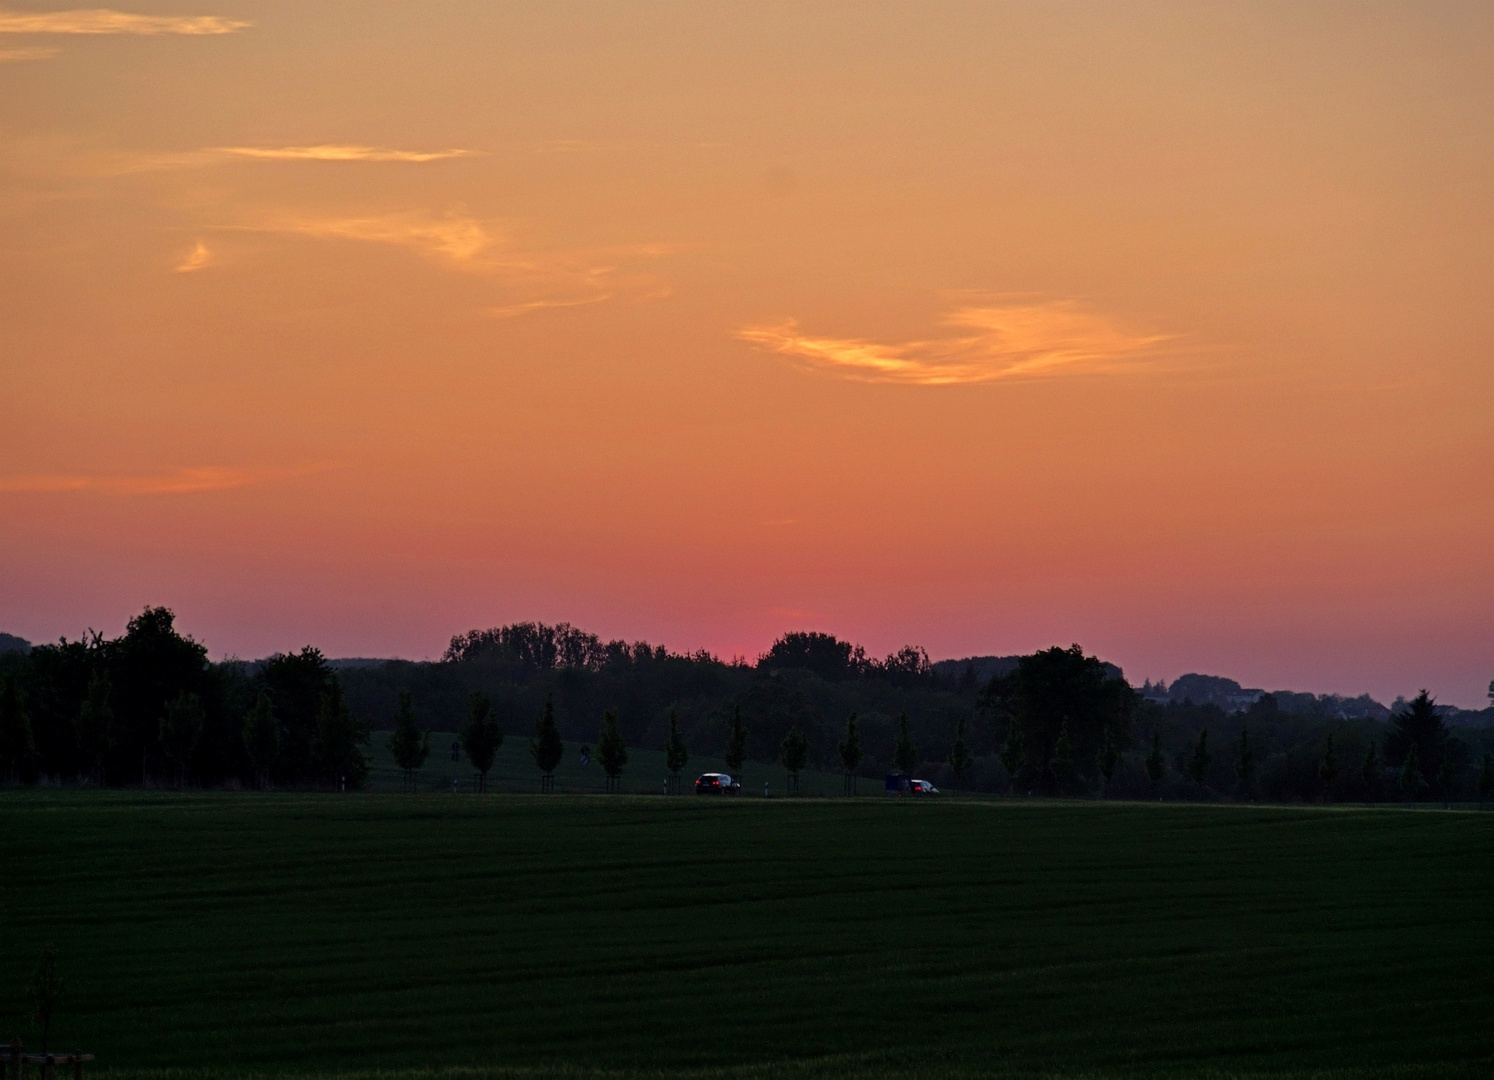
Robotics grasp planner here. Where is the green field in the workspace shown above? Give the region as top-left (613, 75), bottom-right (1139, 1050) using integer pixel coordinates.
top-left (2, 794), bottom-right (1490, 1080)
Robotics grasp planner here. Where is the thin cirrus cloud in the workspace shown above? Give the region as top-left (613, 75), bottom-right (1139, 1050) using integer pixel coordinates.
top-left (737, 302), bottom-right (1173, 386)
top-left (214, 145), bottom-right (475, 163)
top-left (235, 211), bottom-right (671, 316)
top-left (0, 9), bottom-right (250, 34)
top-left (0, 45), bottom-right (58, 60)
top-left (0, 464), bottom-right (333, 496)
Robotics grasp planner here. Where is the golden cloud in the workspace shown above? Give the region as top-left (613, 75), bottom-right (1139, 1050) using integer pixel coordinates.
top-left (215, 145), bottom-right (475, 163)
top-left (737, 302), bottom-right (1172, 385)
top-left (0, 464), bottom-right (332, 495)
top-left (175, 240), bottom-right (212, 272)
top-left (0, 9), bottom-right (250, 34)
top-left (0, 45), bottom-right (58, 60)
top-left (274, 212), bottom-right (494, 261)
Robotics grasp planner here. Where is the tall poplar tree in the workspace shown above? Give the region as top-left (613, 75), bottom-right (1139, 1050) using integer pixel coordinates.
top-left (388, 692), bottom-right (430, 791)
top-left (839, 712), bottom-right (863, 795)
top-left (948, 715), bottom-right (974, 786)
top-left (723, 706), bottom-right (748, 785)
top-left (780, 726), bottom-right (808, 794)
top-left (529, 694), bottom-right (564, 792)
top-left (1145, 732), bottom-right (1165, 798)
top-left (664, 708), bottom-right (689, 793)
top-left (1186, 729), bottom-right (1211, 793)
top-left (242, 691), bottom-right (279, 789)
top-left (597, 709), bottom-right (627, 792)
top-left (1318, 734), bottom-right (1340, 802)
top-left (894, 714), bottom-right (917, 775)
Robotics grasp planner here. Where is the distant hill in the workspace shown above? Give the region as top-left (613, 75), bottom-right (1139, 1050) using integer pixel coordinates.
top-left (0, 632), bottom-right (31, 655)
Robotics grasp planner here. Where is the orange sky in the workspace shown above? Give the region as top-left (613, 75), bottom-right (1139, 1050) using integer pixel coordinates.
top-left (2, 2), bottom-right (1491, 705)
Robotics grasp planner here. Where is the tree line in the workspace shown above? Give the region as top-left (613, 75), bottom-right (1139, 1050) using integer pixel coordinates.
top-left (1, 612), bottom-right (1491, 802)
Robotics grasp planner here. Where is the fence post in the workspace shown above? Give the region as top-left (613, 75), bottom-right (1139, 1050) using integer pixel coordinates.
top-left (9, 1039), bottom-right (20, 1080)
top-left (73, 1052), bottom-right (83, 1080)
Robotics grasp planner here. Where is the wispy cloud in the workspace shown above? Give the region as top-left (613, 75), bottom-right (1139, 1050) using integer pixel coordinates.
top-left (175, 240), bottom-right (212, 272)
top-left (271, 211), bottom-right (495, 261)
top-left (0, 464), bottom-right (333, 495)
top-left (215, 145), bottom-right (475, 163)
top-left (737, 302), bottom-right (1172, 386)
top-left (0, 45), bottom-right (58, 60)
top-left (0, 9), bottom-right (250, 34)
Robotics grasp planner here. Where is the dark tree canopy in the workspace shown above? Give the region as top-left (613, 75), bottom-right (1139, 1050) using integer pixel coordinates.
top-left (460, 691), bottom-right (502, 786)
top-left (759, 632), bottom-right (866, 681)
top-left (983, 644), bottom-right (1136, 787)
top-left (530, 695), bottom-right (565, 776)
top-left (723, 706), bottom-right (748, 777)
top-left (388, 691), bottom-right (430, 776)
top-left (597, 709), bottom-right (628, 781)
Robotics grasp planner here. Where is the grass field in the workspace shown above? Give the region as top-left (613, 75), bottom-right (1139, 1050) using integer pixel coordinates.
top-left (2, 793), bottom-right (1491, 1080)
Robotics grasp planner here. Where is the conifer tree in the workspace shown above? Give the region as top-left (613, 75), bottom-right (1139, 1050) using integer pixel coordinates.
top-left (839, 712), bottom-right (863, 795)
top-left (242, 691), bottom-right (279, 789)
top-left (160, 690), bottom-right (204, 789)
top-left (948, 715), bottom-right (974, 785)
top-left (1318, 734), bottom-right (1340, 802)
top-left (1145, 731), bottom-right (1165, 797)
top-left (894, 714), bottom-right (917, 775)
top-left (1361, 741), bottom-right (1380, 804)
top-left (388, 692), bottom-right (429, 791)
top-left (1048, 720), bottom-right (1074, 794)
top-left (1234, 727), bottom-right (1255, 801)
top-left (1096, 725), bottom-right (1118, 798)
top-left (529, 694), bottom-right (564, 792)
top-left (724, 706), bottom-right (748, 785)
top-left (0, 674), bottom-right (37, 784)
top-left (1400, 743), bottom-right (1426, 802)
top-left (780, 726), bottom-right (808, 794)
top-left (597, 709), bottom-right (627, 792)
top-left (664, 708), bottom-right (689, 793)
top-left (1477, 752), bottom-right (1492, 808)
top-left (76, 669), bottom-right (114, 785)
top-left (1186, 729), bottom-right (1210, 793)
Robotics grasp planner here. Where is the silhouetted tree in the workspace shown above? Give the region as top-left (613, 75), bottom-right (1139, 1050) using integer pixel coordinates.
top-left (1186, 730), bottom-right (1210, 793)
top-left (1478, 752), bottom-right (1492, 809)
top-left (388, 692), bottom-right (429, 791)
top-left (259, 646), bottom-right (336, 786)
top-left (948, 715), bottom-right (974, 785)
top-left (1048, 720), bottom-right (1074, 793)
top-left (1000, 722), bottom-right (1024, 793)
top-left (1145, 732), bottom-right (1165, 798)
top-left (780, 726), bottom-right (808, 794)
top-left (0, 674), bottom-right (38, 784)
top-left (1318, 734), bottom-right (1339, 802)
top-left (1234, 727), bottom-right (1255, 801)
top-left (597, 709), bottom-right (627, 792)
top-left (894, 713), bottom-right (917, 775)
top-left (26, 946), bottom-right (63, 1053)
top-left (242, 691), bottom-right (278, 789)
top-left (1435, 738), bottom-right (1456, 807)
top-left (460, 691), bottom-right (501, 792)
top-left (839, 712), bottom-right (863, 795)
top-left (664, 708), bottom-right (689, 793)
top-left (530, 694), bottom-right (564, 792)
top-left (1096, 725), bottom-right (1118, 798)
top-left (758, 632), bottom-right (866, 680)
top-left (159, 690), bottom-right (204, 788)
top-left (981, 644), bottom-right (1135, 791)
top-left (1361, 741), bottom-right (1380, 804)
top-left (76, 670), bottom-right (114, 785)
top-left (1400, 743), bottom-right (1426, 802)
top-left (723, 706), bottom-right (747, 785)
top-left (1385, 690), bottom-right (1448, 782)
top-left (313, 682), bottom-right (369, 790)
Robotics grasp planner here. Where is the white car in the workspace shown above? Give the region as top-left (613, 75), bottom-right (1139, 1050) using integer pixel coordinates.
top-left (908, 779), bottom-right (939, 794)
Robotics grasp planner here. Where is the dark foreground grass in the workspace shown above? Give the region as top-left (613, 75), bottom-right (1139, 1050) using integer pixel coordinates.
top-left (1, 794), bottom-right (1490, 1080)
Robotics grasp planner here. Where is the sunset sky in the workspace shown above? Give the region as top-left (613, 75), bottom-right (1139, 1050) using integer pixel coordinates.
top-left (2, 2), bottom-right (1491, 705)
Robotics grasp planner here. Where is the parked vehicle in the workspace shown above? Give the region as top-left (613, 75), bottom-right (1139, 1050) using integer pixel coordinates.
top-left (908, 779), bottom-right (938, 794)
top-left (694, 772), bottom-right (741, 795)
